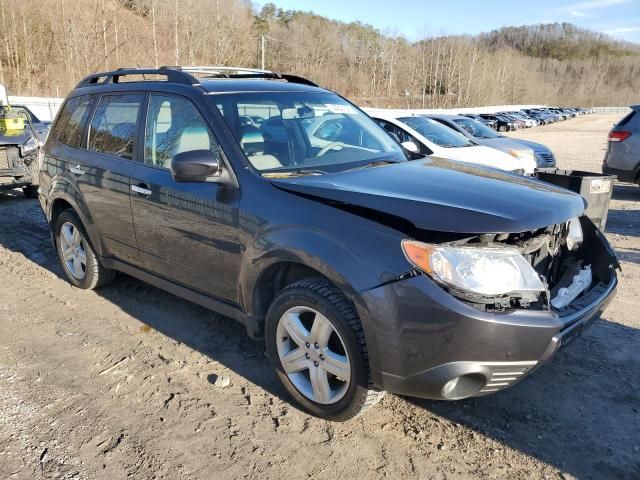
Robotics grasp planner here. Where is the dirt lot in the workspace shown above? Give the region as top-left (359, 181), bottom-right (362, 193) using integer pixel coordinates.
top-left (0, 114), bottom-right (638, 480)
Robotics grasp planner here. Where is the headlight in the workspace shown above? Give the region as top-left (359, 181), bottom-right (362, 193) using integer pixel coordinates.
top-left (20, 136), bottom-right (39, 157)
top-left (402, 240), bottom-right (546, 296)
top-left (566, 217), bottom-right (583, 251)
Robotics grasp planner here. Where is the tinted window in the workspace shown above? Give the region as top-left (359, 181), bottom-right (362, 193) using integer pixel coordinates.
top-left (452, 118), bottom-right (500, 139)
top-left (375, 119), bottom-right (432, 155)
top-left (144, 94), bottom-right (218, 169)
top-left (89, 94), bottom-right (143, 159)
top-left (399, 116), bottom-right (473, 148)
top-left (52, 95), bottom-right (95, 148)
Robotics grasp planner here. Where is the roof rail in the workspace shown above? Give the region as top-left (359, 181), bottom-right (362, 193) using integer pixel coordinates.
top-left (180, 66), bottom-right (318, 87)
top-left (182, 66), bottom-right (273, 75)
top-left (76, 66), bottom-right (199, 88)
top-left (75, 66), bottom-right (318, 88)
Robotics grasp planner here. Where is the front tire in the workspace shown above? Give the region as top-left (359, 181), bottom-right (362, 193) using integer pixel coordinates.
top-left (55, 209), bottom-right (115, 289)
top-left (265, 278), bottom-right (384, 421)
top-left (498, 124), bottom-right (507, 132)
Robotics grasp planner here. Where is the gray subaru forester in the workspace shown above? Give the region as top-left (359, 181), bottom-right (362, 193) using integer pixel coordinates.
top-left (39, 66), bottom-right (618, 421)
top-left (603, 105), bottom-right (640, 187)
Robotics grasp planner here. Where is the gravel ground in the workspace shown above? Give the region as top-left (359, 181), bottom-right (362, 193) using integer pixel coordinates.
top-left (0, 114), bottom-right (638, 480)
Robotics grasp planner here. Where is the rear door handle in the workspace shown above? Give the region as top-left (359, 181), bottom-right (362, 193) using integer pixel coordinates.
top-left (131, 184), bottom-right (152, 196)
top-left (70, 165), bottom-right (85, 175)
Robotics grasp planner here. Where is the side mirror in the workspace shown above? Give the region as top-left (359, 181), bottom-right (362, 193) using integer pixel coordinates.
top-left (401, 141), bottom-right (420, 154)
top-left (171, 149), bottom-right (222, 182)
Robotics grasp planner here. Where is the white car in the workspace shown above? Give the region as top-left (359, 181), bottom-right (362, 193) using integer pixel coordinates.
top-left (369, 111), bottom-right (537, 175)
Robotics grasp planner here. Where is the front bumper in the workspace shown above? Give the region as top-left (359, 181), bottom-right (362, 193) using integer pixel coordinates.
top-left (355, 265), bottom-right (617, 401)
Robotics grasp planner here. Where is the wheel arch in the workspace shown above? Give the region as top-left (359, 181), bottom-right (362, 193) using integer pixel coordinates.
top-left (240, 228), bottom-right (382, 338)
top-left (47, 186), bottom-right (105, 257)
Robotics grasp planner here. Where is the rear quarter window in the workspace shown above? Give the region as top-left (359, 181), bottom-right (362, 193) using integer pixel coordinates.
top-left (616, 111), bottom-right (636, 127)
top-left (51, 95), bottom-right (96, 148)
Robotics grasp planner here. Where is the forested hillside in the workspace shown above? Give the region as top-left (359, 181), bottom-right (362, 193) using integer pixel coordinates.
top-left (2, 0), bottom-right (639, 107)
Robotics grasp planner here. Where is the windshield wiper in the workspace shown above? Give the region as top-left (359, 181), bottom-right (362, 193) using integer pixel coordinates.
top-left (342, 159), bottom-right (400, 172)
top-left (262, 169), bottom-right (326, 178)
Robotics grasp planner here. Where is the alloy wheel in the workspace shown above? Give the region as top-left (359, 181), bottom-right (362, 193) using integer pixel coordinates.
top-left (276, 306), bottom-right (351, 404)
top-left (59, 221), bottom-right (87, 280)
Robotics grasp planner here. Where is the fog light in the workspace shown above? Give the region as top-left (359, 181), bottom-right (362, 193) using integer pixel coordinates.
top-left (441, 373), bottom-right (486, 399)
top-left (442, 377), bottom-right (460, 397)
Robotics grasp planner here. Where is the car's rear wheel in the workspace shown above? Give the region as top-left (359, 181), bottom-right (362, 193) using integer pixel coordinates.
top-left (55, 209), bottom-right (115, 289)
top-left (498, 124), bottom-right (507, 132)
top-left (265, 278), bottom-right (384, 421)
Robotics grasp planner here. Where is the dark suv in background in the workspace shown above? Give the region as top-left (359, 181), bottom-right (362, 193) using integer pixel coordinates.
top-left (39, 66), bottom-right (618, 421)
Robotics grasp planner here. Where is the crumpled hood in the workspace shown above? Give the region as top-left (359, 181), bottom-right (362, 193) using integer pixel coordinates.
top-left (271, 158), bottom-right (586, 234)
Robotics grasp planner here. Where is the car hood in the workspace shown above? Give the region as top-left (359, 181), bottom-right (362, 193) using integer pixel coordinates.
top-left (439, 145), bottom-right (535, 174)
top-left (475, 137), bottom-right (535, 154)
top-left (271, 158), bottom-right (585, 234)
top-left (510, 138), bottom-right (551, 154)
top-left (0, 130), bottom-right (32, 146)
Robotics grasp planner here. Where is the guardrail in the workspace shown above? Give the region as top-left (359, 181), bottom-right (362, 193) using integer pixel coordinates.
top-left (590, 107), bottom-right (631, 115)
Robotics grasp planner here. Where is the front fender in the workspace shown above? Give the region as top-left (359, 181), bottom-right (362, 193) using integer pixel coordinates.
top-left (240, 225), bottom-right (396, 376)
top-left (241, 226), bottom-right (381, 309)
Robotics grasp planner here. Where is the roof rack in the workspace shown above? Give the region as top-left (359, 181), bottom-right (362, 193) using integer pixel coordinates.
top-left (76, 66), bottom-right (318, 88)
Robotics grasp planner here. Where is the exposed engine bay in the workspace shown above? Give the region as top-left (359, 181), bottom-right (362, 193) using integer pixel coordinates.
top-left (445, 216), bottom-right (619, 312)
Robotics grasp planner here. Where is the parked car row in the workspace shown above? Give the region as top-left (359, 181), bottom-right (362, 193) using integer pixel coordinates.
top-left (34, 66), bottom-right (618, 421)
top-left (366, 110), bottom-right (554, 174)
top-left (472, 107), bottom-right (592, 132)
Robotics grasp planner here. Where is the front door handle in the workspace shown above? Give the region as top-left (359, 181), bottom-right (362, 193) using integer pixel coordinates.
top-left (131, 184), bottom-right (152, 196)
top-left (70, 165), bottom-right (85, 175)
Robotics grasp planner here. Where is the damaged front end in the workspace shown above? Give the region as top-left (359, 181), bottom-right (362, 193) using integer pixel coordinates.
top-left (404, 216), bottom-right (619, 314)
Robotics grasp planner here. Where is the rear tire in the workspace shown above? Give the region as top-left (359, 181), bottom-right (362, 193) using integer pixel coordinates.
top-left (22, 185), bottom-right (38, 199)
top-left (498, 125), bottom-right (507, 132)
top-left (265, 277), bottom-right (384, 421)
top-left (54, 209), bottom-right (115, 289)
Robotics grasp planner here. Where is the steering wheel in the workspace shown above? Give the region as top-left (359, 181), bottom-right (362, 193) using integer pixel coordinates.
top-left (316, 141), bottom-right (344, 157)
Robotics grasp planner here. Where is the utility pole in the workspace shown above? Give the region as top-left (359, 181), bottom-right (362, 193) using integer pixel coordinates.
top-left (261, 35), bottom-right (265, 70)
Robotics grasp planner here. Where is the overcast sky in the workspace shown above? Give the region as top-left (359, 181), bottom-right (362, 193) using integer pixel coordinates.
top-left (262, 0), bottom-right (640, 43)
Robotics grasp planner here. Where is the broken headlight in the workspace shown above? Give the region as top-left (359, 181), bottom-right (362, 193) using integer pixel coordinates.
top-left (566, 217), bottom-right (583, 251)
top-left (402, 240), bottom-right (546, 297)
top-left (20, 136), bottom-right (39, 157)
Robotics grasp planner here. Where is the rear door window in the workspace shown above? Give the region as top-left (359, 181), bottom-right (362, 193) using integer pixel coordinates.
top-left (88, 94), bottom-right (143, 160)
top-left (144, 94), bottom-right (219, 169)
top-left (52, 95), bottom-right (96, 148)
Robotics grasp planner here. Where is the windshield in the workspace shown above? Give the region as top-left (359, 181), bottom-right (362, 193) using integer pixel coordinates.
top-left (211, 91), bottom-right (406, 173)
top-left (452, 118), bottom-right (500, 139)
top-left (399, 116), bottom-right (473, 148)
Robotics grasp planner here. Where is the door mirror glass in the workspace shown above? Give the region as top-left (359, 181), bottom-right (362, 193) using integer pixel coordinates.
top-left (401, 141), bottom-right (420, 153)
top-left (171, 149), bottom-right (222, 182)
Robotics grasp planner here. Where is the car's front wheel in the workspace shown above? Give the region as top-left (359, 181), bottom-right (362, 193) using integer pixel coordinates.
top-left (55, 209), bottom-right (115, 289)
top-left (265, 278), bottom-right (384, 421)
